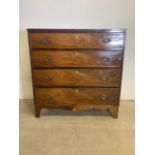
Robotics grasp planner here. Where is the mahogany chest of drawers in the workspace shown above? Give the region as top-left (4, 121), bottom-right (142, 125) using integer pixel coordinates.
top-left (28, 29), bottom-right (126, 118)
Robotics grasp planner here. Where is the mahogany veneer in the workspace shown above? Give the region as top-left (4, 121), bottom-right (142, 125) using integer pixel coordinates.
top-left (28, 29), bottom-right (126, 118)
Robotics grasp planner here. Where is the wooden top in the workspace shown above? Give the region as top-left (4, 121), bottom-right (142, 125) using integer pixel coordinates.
top-left (28, 29), bottom-right (127, 33)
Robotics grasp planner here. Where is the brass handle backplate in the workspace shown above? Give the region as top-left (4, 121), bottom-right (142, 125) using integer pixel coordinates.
top-left (43, 56), bottom-right (52, 62)
top-left (101, 76), bottom-right (109, 81)
top-left (42, 38), bottom-right (50, 44)
top-left (45, 75), bottom-right (53, 80)
top-left (101, 57), bottom-right (110, 62)
top-left (103, 38), bottom-right (111, 43)
top-left (100, 95), bottom-right (107, 101)
top-left (47, 95), bottom-right (53, 100)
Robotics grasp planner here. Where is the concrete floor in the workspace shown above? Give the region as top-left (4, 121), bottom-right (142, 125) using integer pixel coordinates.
top-left (20, 100), bottom-right (134, 155)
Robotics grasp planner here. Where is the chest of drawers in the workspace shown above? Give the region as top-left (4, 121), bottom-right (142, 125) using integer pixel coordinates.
top-left (28, 29), bottom-right (126, 118)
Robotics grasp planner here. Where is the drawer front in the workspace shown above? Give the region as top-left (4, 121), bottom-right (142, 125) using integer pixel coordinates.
top-left (33, 69), bottom-right (121, 87)
top-left (35, 88), bottom-right (77, 106)
top-left (78, 88), bottom-right (120, 105)
top-left (31, 50), bottom-right (123, 67)
top-left (31, 51), bottom-right (77, 67)
top-left (34, 88), bottom-right (120, 106)
top-left (78, 51), bottom-right (123, 67)
top-left (29, 32), bottom-right (124, 50)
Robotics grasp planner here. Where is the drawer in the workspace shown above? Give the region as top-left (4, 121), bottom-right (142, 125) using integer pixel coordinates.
top-left (31, 50), bottom-right (123, 67)
top-left (29, 32), bottom-right (124, 50)
top-left (33, 69), bottom-right (121, 87)
top-left (35, 88), bottom-right (77, 106)
top-left (34, 88), bottom-right (120, 106)
top-left (77, 88), bottom-right (120, 105)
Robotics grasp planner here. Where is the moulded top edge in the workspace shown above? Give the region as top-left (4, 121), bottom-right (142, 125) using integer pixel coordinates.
top-left (27, 29), bottom-right (127, 33)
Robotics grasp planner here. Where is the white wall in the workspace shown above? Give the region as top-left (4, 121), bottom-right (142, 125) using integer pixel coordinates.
top-left (19, 0), bottom-right (135, 100)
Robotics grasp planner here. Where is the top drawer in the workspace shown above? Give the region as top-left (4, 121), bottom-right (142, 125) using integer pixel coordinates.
top-left (28, 32), bottom-right (125, 50)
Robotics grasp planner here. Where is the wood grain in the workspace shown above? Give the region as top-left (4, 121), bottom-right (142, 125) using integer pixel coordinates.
top-left (34, 88), bottom-right (120, 106)
top-left (33, 68), bottom-right (121, 87)
top-left (31, 50), bottom-right (123, 67)
top-left (27, 29), bottom-right (126, 118)
top-left (29, 32), bottom-right (125, 50)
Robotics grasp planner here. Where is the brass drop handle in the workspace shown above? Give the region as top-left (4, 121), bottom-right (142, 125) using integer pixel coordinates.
top-left (43, 56), bottom-right (52, 62)
top-left (103, 38), bottom-right (111, 43)
top-left (42, 38), bottom-right (50, 43)
top-left (47, 95), bottom-right (53, 100)
top-left (101, 57), bottom-right (110, 62)
top-left (101, 76), bottom-right (109, 81)
top-left (100, 95), bottom-right (107, 101)
top-left (45, 75), bottom-right (53, 80)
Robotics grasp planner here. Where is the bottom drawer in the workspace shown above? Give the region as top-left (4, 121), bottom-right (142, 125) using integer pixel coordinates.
top-left (34, 88), bottom-right (120, 106)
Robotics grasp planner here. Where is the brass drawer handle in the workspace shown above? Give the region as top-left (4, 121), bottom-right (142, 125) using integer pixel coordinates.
top-left (42, 38), bottom-right (50, 44)
top-left (42, 56), bottom-right (52, 62)
top-left (103, 38), bottom-right (111, 43)
top-left (47, 95), bottom-right (53, 100)
top-left (101, 76), bottom-right (109, 81)
top-left (101, 57), bottom-right (110, 62)
top-left (45, 75), bottom-right (53, 80)
top-left (100, 95), bottom-right (107, 101)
